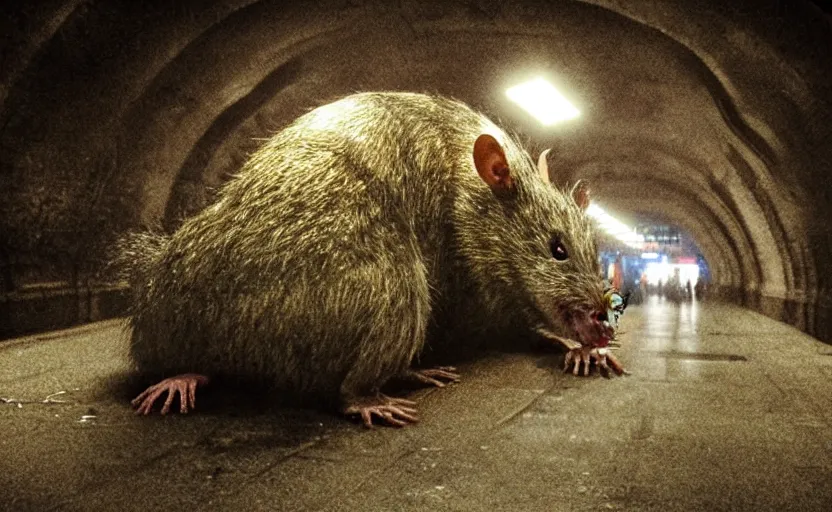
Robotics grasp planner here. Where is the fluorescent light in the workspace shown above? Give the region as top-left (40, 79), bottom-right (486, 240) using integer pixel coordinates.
top-left (586, 204), bottom-right (604, 217)
top-left (644, 262), bottom-right (700, 286)
top-left (586, 202), bottom-right (643, 249)
top-left (506, 78), bottom-right (580, 125)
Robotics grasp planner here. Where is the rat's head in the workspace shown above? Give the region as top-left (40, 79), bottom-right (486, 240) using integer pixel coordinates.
top-left (459, 132), bottom-right (612, 347)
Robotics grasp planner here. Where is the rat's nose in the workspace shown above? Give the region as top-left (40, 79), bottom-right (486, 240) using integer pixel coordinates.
top-left (593, 310), bottom-right (615, 340)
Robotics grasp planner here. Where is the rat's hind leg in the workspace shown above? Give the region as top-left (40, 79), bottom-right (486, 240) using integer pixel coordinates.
top-left (337, 254), bottom-right (432, 428)
top-left (342, 394), bottom-right (420, 428)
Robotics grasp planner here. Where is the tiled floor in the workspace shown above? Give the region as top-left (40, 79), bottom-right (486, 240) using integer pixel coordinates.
top-left (2, 297), bottom-right (831, 511)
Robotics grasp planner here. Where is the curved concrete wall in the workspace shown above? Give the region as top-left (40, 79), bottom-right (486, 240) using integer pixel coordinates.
top-left (1, 0), bottom-right (830, 341)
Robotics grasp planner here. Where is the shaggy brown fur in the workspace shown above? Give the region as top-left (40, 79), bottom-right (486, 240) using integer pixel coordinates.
top-left (118, 92), bottom-right (606, 422)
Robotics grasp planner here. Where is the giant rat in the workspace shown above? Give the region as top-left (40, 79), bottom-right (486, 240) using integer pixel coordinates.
top-left (118, 92), bottom-right (622, 427)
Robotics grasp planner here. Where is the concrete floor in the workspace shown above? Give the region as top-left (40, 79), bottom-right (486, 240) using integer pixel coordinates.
top-left (2, 297), bottom-right (831, 511)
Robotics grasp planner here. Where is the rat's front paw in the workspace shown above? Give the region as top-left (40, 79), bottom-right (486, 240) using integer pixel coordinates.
top-left (564, 347), bottom-right (627, 377)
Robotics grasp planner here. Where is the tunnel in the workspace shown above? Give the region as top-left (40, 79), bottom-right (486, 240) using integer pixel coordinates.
top-left (2, 1), bottom-right (831, 510)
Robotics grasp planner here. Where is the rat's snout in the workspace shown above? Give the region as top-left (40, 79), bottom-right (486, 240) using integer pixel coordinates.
top-left (592, 310), bottom-right (615, 346)
top-left (572, 308), bottom-right (614, 348)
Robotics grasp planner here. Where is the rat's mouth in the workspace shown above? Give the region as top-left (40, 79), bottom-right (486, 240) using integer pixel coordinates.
top-left (569, 309), bottom-right (614, 348)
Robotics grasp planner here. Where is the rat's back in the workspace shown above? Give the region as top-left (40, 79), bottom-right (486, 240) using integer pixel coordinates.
top-left (126, 92), bottom-right (491, 395)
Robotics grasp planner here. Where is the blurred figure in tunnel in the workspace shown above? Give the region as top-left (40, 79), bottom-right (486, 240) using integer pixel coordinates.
top-left (611, 254), bottom-right (624, 292)
top-left (694, 279), bottom-right (707, 301)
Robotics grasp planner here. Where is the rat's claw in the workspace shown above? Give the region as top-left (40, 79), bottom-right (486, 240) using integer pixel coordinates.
top-left (604, 351), bottom-right (628, 376)
top-left (380, 411), bottom-right (408, 427)
top-left (160, 385), bottom-right (177, 415)
top-left (568, 347), bottom-right (592, 376)
top-left (406, 367), bottom-right (461, 388)
top-left (344, 395), bottom-right (420, 428)
top-left (360, 408), bottom-right (374, 428)
top-left (379, 394), bottom-right (417, 407)
top-left (582, 351), bottom-right (592, 376)
top-left (133, 387), bottom-right (168, 415)
top-left (388, 405), bottom-right (419, 420)
top-left (358, 405), bottom-right (419, 428)
top-left (132, 374), bottom-right (209, 415)
top-left (420, 366), bottom-right (461, 383)
top-left (597, 354), bottom-right (612, 378)
top-left (563, 350), bottom-right (575, 372)
top-left (130, 387), bottom-right (155, 410)
top-left (564, 347), bottom-right (627, 378)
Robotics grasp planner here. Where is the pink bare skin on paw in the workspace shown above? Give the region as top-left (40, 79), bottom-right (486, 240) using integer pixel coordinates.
top-left (407, 366), bottom-right (461, 388)
top-left (563, 346), bottom-right (627, 377)
top-left (131, 373), bottom-right (210, 415)
top-left (342, 394), bottom-right (420, 428)
top-left (538, 328), bottom-right (628, 378)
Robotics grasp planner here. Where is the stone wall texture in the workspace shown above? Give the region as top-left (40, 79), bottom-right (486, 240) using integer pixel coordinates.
top-left (1, 0), bottom-right (830, 341)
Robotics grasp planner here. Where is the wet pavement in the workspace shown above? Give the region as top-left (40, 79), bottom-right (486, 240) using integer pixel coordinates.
top-left (2, 297), bottom-right (832, 511)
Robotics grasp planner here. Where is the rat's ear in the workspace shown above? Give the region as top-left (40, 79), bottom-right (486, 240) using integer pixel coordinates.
top-left (473, 134), bottom-right (513, 192)
top-left (571, 180), bottom-right (591, 210)
top-left (537, 149), bottom-right (551, 183)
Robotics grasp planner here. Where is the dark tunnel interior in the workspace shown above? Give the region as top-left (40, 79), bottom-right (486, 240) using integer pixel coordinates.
top-left (1, 0), bottom-right (831, 343)
top-left (4, 2), bottom-right (832, 511)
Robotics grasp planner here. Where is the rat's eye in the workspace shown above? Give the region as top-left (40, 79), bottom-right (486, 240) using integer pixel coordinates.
top-left (549, 237), bottom-right (569, 261)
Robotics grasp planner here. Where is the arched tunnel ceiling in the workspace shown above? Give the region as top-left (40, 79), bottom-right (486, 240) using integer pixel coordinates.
top-left (1, 0), bottom-right (831, 337)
